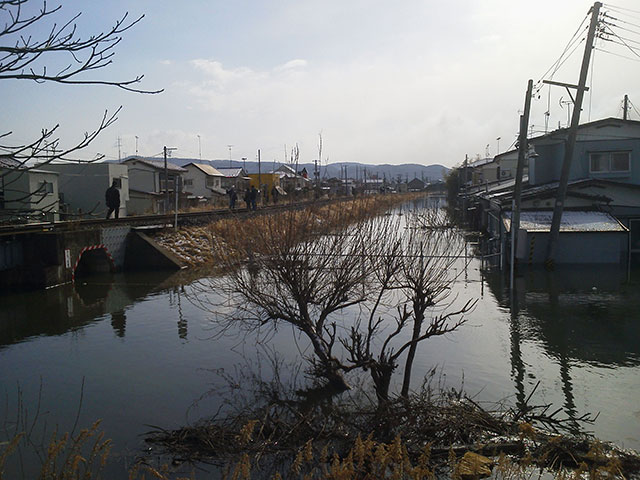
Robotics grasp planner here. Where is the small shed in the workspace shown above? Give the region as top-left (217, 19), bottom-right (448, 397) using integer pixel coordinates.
top-left (503, 211), bottom-right (629, 264)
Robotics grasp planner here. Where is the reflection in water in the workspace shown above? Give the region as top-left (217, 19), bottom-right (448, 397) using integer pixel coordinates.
top-left (491, 264), bottom-right (640, 431)
top-left (0, 271), bottom-right (181, 348)
top-left (111, 310), bottom-right (126, 338)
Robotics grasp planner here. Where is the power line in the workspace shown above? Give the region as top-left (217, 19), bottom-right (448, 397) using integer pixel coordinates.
top-left (603, 12), bottom-right (640, 31)
top-left (599, 22), bottom-right (640, 57)
top-left (535, 13), bottom-right (590, 91)
top-left (604, 3), bottom-right (640, 17)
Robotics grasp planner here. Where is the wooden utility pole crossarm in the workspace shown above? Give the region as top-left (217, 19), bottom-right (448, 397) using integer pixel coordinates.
top-left (545, 1), bottom-right (602, 267)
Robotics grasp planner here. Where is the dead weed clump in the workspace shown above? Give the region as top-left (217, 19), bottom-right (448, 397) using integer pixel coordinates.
top-left (152, 195), bottom-right (414, 267)
top-left (143, 384), bottom-right (640, 480)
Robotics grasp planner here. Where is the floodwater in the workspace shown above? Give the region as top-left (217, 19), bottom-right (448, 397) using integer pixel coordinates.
top-left (1, 219), bottom-right (640, 477)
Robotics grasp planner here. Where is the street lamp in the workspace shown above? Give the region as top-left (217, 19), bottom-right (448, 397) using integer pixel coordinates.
top-left (228, 145), bottom-right (233, 168)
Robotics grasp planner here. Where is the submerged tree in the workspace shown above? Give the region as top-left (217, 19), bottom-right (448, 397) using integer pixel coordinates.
top-left (194, 202), bottom-right (474, 402)
top-left (343, 209), bottom-right (475, 402)
top-left (0, 0), bottom-right (161, 221)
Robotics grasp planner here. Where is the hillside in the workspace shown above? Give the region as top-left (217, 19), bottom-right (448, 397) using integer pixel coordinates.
top-left (122, 157), bottom-right (449, 182)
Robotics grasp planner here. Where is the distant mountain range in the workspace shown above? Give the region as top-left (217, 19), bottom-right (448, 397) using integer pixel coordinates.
top-left (122, 156), bottom-right (449, 183)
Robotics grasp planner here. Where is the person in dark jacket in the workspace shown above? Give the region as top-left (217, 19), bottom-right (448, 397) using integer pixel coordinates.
top-left (249, 186), bottom-right (258, 211)
top-left (105, 179), bottom-right (120, 219)
top-left (227, 187), bottom-right (237, 210)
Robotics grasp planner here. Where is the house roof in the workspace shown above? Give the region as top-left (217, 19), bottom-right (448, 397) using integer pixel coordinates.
top-left (529, 117), bottom-right (640, 144)
top-left (503, 210), bottom-right (627, 233)
top-left (216, 168), bottom-right (245, 177)
top-left (185, 163), bottom-right (223, 176)
top-left (123, 157), bottom-right (187, 172)
top-left (0, 155), bottom-right (21, 169)
top-left (483, 178), bottom-right (640, 205)
top-left (468, 157), bottom-right (494, 168)
top-left (503, 210), bottom-right (628, 233)
top-left (274, 164), bottom-right (296, 174)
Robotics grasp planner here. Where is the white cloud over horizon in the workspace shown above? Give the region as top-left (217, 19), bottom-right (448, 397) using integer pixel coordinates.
top-left (3, 0), bottom-right (640, 167)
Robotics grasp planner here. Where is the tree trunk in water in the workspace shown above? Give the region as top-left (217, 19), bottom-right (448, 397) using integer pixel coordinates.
top-left (326, 368), bottom-right (350, 391)
top-left (303, 326), bottom-right (350, 391)
top-left (371, 363), bottom-right (394, 405)
top-left (401, 315), bottom-right (423, 397)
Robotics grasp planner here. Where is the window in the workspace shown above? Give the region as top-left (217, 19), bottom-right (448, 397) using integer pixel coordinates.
top-left (589, 151), bottom-right (630, 173)
top-left (184, 178), bottom-right (193, 186)
top-left (39, 181), bottom-right (54, 194)
top-left (611, 152), bottom-right (630, 171)
top-left (112, 177), bottom-right (122, 188)
top-left (206, 177), bottom-right (214, 187)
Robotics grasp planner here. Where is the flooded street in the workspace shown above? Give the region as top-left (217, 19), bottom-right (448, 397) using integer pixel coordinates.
top-left (1, 247), bottom-right (639, 476)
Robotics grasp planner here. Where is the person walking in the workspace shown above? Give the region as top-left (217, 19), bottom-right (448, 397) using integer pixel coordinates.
top-left (227, 187), bottom-right (237, 210)
top-left (105, 179), bottom-right (120, 219)
top-left (249, 185), bottom-right (258, 211)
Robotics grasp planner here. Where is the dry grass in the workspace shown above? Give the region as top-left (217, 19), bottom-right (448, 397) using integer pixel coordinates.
top-left (0, 421), bottom-right (111, 480)
top-left (152, 195), bottom-right (417, 267)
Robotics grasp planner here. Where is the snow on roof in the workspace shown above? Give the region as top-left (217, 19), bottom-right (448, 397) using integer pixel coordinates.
top-left (503, 211), bottom-right (627, 233)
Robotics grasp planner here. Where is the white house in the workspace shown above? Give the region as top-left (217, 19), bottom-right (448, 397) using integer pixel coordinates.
top-left (1, 156), bottom-right (60, 223)
top-left (217, 167), bottom-right (250, 193)
top-left (182, 163), bottom-right (225, 203)
top-left (123, 157), bottom-right (187, 214)
top-left (44, 162), bottom-right (129, 219)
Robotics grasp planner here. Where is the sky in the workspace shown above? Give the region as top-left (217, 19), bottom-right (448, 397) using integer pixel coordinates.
top-left (3, 0), bottom-right (640, 168)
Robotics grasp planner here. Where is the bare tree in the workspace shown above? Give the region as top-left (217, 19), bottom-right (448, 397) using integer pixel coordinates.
top-left (193, 203), bottom-right (475, 403)
top-left (342, 210), bottom-right (475, 403)
top-left (0, 0), bottom-right (161, 222)
top-left (193, 205), bottom-right (386, 390)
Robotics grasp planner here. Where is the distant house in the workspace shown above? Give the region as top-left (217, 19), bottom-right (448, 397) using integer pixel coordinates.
top-left (274, 164), bottom-right (311, 192)
top-left (123, 157), bottom-right (187, 214)
top-left (216, 168), bottom-right (250, 193)
top-left (0, 156), bottom-right (60, 223)
top-left (407, 178), bottom-right (426, 191)
top-left (182, 163), bottom-right (225, 204)
top-left (248, 173), bottom-right (283, 195)
top-left (44, 162), bottom-right (129, 219)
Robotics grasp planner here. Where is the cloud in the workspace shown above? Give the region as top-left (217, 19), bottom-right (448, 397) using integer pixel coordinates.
top-left (275, 59), bottom-right (308, 71)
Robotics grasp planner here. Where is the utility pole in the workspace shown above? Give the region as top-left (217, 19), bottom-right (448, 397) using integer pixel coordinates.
top-left (135, 136), bottom-right (139, 156)
top-left (197, 135), bottom-right (202, 160)
top-left (545, 1), bottom-right (602, 268)
top-left (623, 94), bottom-right (629, 120)
top-left (164, 146), bottom-right (169, 214)
top-left (228, 145), bottom-right (233, 168)
top-left (511, 79), bottom-right (534, 290)
top-left (258, 149), bottom-right (261, 191)
top-left (117, 136), bottom-right (122, 161)
top-left (163, 146), bottom-right (177, 214)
